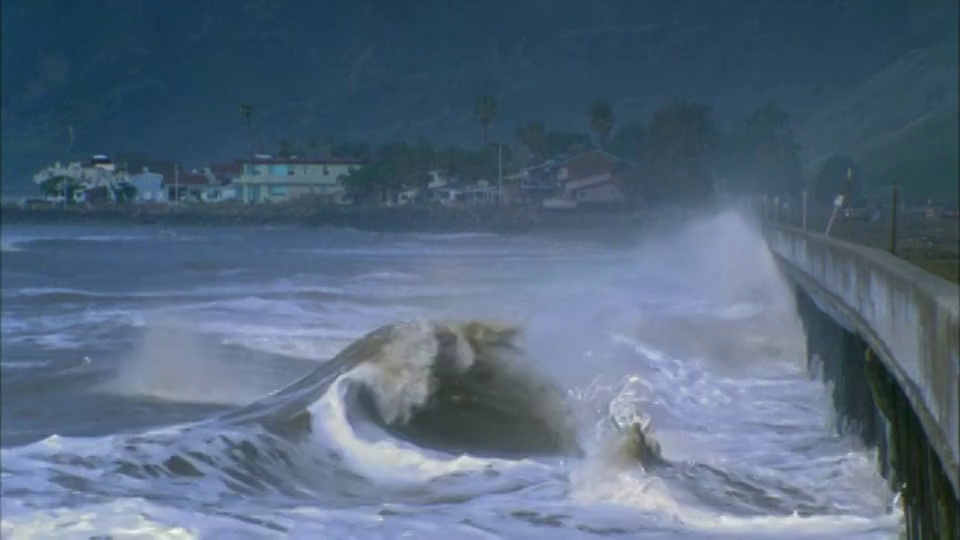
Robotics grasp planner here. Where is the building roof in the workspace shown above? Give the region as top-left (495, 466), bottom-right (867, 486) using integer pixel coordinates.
top-left (210, 162), bottom-right (243, 178)
top-left (129, 170), bottom-right (163, 179)
top-left (114, 154), bottom-right (182, 179)
top-left (207, 162), bottom-right (243, 185)
top-left (238, 157), bottom-right (367, 166)
top-left (558, 149), bottom-right (628, 180)
top-left (162, 172), bottom-right (209, 187)
top-left (564, 173), bottom-right (616, 192)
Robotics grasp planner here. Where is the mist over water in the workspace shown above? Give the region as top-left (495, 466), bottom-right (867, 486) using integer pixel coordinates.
top-left (0, 212), bottom-right (900, 538)
top-left (101, 319), bottom-right (296, 406)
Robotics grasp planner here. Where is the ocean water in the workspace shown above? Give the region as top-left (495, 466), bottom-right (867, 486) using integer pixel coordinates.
top-left (0, 212), bottom-right (901, 539)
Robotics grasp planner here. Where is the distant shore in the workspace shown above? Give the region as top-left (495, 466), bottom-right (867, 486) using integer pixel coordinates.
top-left (0, 203), bottom-right (646, 234)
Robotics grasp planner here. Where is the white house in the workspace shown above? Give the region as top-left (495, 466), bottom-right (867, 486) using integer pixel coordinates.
top-left (427, 169), bottom-right (457, 189)
top-left (127, 169), bottom-right (167, 203)
top-left (562, 173), bottom-right (625, 203)
top-left (33, 155), bottom-right (124, 190)
top-left (232, 157), bottom-right (365, 204)
top-left (201, 185), bottom-right (239, 203)
top-left (534, 150), bottom-right (636, 210)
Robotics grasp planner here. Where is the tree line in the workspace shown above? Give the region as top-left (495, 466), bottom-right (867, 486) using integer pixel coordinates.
top-left (242, 95), bottom-right (822, 206)
top-left (37, 96), bottom-right (863, 208)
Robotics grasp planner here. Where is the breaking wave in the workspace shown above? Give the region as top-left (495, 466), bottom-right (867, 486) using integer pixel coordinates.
top-left (1, 239), bottom-right (24, 252)
top-left (0, 318), bottom-right (660, 513)
top-left (1, 210), bottom-right (900, 537)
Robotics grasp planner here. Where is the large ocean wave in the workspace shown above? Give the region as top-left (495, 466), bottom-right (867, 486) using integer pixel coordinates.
top-left (0, 211), bottom-right (901, 538)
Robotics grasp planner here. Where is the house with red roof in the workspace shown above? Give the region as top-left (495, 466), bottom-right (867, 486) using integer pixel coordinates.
top-left (162, 170), bottom-right (214, 203)
top-left (515, 149), bottom-right (649, 209)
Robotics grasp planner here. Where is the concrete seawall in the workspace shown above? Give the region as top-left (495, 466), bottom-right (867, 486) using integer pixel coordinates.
top-left (765, 224), bottom-right (958, 537)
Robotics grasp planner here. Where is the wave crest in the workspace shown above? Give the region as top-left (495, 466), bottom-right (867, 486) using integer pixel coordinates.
top-left (223, 318), bottom-right (582, 459)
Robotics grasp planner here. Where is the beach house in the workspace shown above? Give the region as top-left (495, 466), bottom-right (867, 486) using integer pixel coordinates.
top-left (233, 156), bottom-right (365, 204)
top-left (515, 149), bottom-right (640, 209)
top-left (127, 168), bottom-right (167, 203)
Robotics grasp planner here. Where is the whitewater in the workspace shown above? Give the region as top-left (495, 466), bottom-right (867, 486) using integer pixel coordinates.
top-left (0, 211), bottom-right (901, 539)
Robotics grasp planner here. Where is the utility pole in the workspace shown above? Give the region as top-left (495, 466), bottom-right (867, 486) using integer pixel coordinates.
top-left (801, 190), bottom-right (807, 230)
top-left (843, 166), bottom-right (854, 240)
top-left (825, 194), bottom-right (844, 236)
top-left (498, 143), bottom-right (503, 205)
top-left (174, 163), bottom-right (180, 204)
top-left (889, 183), bottom-right (899, 255)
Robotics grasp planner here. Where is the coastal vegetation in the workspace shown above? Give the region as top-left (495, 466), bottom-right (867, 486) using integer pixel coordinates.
top-left (23, 92), bottom-right (953, 214)
top-left (327, 98), bottom-right (807, 208)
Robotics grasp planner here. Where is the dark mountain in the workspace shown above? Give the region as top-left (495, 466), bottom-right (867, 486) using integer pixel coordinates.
top-left (2, 0), bottom-right (956, 194)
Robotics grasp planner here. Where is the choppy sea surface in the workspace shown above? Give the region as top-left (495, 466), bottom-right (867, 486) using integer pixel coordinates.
top-left (1, 212), bottom-right (901, 539)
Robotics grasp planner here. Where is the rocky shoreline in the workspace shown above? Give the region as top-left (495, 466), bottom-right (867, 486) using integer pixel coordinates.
top-left (0, 203), bottom-right (646, 234)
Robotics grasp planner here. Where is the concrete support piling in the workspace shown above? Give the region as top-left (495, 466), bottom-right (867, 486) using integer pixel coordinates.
top-left (796, 285), bottom-right (957, 538)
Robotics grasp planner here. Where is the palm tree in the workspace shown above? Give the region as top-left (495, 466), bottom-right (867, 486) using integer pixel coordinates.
top-left (588, 100), bottom-right (614, 148)
top-left (474, 95), bottom-right (498, 144)
top-left (239, 102), bottom-right (254, 155)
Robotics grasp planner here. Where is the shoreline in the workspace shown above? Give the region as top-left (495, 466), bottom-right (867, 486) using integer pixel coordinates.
top-left (0, 203), bottom-right (647, 234)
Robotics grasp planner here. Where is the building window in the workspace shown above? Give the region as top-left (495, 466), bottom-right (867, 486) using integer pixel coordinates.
top-left (269, 185), bottom-right (287, 196)
top-left (287, 167), bottom-right (296, 176)
top-left (323, 166), bottom-right (330, 176)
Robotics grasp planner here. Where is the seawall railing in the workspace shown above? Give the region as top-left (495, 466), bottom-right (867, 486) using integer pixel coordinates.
top-left (764, 223), bottom-right (958, 539)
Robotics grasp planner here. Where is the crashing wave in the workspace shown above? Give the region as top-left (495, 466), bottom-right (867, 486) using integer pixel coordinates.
top-left (0, 318), bottom-right (667, 506)
top-left (216, 318), bottom-right (663, 464)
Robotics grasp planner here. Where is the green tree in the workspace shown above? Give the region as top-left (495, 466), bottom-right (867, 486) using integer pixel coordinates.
top-left (239, 102), bottom-right (254, 155)
top-left (321, 137), bottom-right (337, 157)
top-left (278, 139), bottom-right (297, 159)
top-left (588, 100), bottom-right (615, 148)
top-left (646, 102), bottom-right (719, 162)
top-left (607, 120), bottom-right (645, 161)
top-left (515, 122), bottom-right (548, 162)
top-left (514, 123), bottom-right (592, 162)
top-left (304, 137), bottom-right (320, 158)
top-left (343, 164), bottom-right (390, 203)
top-left (646, 101), bottom-right (720, 202)
top-left (112, 182), bottom-right (138, 204)
top-left (343, 142), bottom-right (438, 203)
top-left (542, 128), bottom-right (591, 158)
top-left (435, 146), bottom-right (475, 179)
top-left (734, 103), bottom-right (802, 197)
top-left (39, 176), bottom-right (82, 204)
top-left (474, 95), bottom-right (498, 144)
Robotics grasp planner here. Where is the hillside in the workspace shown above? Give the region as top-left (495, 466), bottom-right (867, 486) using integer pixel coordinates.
top-left (797, 41), bottom-right (959, 167)
top-left (796, 39), bottom-right (958, 202)
top-left (2, 0), bottom-right (956, 194)
top-left (857, 111), bottom-right (959, 203)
